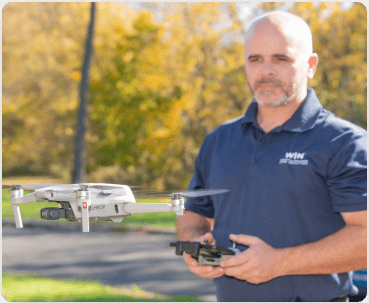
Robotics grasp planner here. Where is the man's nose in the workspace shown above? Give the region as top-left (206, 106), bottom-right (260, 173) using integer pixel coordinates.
top-left (260, 62), bottom-right (276, 75)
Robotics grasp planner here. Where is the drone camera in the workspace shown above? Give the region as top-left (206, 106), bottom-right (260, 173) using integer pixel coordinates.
top-left (40, 207), bottom-right (66, 220)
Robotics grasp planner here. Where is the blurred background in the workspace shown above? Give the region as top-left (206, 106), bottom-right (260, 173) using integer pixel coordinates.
top-left (2, 2), bottom-right (367, 302)
top-left (2, 2), bottom-right (366, 189)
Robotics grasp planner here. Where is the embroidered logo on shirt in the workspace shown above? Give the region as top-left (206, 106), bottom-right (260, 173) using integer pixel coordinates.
top-left (279, 152), bottom-right (308, 165)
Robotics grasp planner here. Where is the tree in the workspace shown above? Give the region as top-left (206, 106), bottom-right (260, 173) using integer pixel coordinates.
top-left (2, 3), bottom-right (138, 179)
top-left (72, 2), bottom-right (96, 183)
top-left (2, 2), bottom-right (91, 178)
top-left (141, 3), bottom-right (249, 189)
top-left (3, 3), bottom-right (366, 190)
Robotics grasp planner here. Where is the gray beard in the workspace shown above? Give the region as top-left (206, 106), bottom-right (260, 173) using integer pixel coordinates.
top-left (254, 93), bottom-right (290, 107)
top-left (248, 78), bottom-right (299, 107)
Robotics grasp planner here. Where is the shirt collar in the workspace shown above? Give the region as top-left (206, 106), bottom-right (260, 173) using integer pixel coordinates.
top-left (240, 88), bottom-right (323, 133)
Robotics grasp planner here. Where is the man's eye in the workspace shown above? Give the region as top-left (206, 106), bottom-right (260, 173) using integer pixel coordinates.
top-left (277, 57), bottom-right (288, 62)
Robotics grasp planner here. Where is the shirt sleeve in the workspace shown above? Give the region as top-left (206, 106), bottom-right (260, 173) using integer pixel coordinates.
top-left (184, 136), bottom-right (215, 218)
top-left (327, 129), bottom-right (367, 213)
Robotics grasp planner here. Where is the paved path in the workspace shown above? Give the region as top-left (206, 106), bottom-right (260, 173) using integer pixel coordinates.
top-left (2, 221), bottom-right (217, 301)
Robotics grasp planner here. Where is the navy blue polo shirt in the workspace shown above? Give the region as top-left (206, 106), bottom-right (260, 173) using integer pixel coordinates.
top-left (185, 88), bottom-right (367, 302)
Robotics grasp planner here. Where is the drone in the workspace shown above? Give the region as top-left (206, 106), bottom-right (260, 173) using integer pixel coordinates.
top-left (3, 183), bottom-right (229, 232)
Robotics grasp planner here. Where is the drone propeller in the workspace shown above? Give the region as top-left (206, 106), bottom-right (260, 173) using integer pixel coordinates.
top-left (2, 184), bottom-right (59, 191)
top-left (133, 189), bottom-right (230, 198)
top-left (79, 183), bottom-right (140, 189)
top-left (3, 183), bottom-right (139, 191)
top-left (75, 183), bottom-right (140, 190)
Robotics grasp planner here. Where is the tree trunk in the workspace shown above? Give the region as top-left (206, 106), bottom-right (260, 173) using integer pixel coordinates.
top-left (72, 2), bottom-right (96, 183)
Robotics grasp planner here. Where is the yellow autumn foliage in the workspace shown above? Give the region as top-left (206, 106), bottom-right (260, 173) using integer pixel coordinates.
top-left (2, 2), bottom-right (366, 190)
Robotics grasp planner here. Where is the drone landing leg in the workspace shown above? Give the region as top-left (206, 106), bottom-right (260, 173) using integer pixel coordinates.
top-left (77, 188), bottom-right (91, 232)
top-left (10, 188), bottom-right (24, 228)
top-left (10, 191), bottom-right (39, 229)
top-left (12, 205), bottom-right (23, 228)
top-left (81, 207), bottom-right (90, 232)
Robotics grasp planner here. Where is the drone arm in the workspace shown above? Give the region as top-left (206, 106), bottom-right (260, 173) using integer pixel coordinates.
top-left (123, 202), bottom-right (184, 216)
top-left (11, 192), bottom-right (38, 205)
top-left (123, 203), bottom-right (172, 214)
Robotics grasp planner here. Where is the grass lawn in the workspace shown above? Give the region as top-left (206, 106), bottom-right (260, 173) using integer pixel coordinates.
top-left (2, 272), bottom-right (203, 302)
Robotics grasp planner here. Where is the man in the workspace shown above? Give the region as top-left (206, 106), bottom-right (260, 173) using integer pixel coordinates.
top-left (176, 11), bottom-right (367, 302)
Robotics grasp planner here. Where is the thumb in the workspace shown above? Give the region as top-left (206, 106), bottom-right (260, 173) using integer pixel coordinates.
top-left (203, 232), bottom-right (215, 245)
top-left (229, 234), bottom-right (261, 246)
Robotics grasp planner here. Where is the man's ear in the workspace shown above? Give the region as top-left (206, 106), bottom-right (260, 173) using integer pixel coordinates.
top-left (307, 53), bottom-right (319, 79)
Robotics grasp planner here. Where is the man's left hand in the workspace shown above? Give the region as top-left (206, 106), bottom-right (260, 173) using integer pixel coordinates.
top-left (220, 234), bottom-right (284, 284)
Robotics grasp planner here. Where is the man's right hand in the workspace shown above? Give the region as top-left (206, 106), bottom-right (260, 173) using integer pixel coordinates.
top-left (183, 232), bottom-right (225, 279)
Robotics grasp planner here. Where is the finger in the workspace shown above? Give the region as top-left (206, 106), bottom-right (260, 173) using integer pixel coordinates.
top-left (230, 234), bottom-right (260, 246)
top-left (190, 265), bottom-right (224, 279)
top-left (221, 252), bottom-right (250, 267)
top-left (204, 232), bottom-right (213, 240)
top-left (197, 233), bottom-right (215, 245)
top-left (183, 253), bottom-right (198, 267)
top-left (203, 266), bottom-right (224, 279)
top-left (202, 232), bottom-right (215, 245)
top-left (195, 234), bottom-right (208, 244)
top-left (182, 251), bottom-right (225, 279)
top-left (223, 263), bottom-right (249, 277)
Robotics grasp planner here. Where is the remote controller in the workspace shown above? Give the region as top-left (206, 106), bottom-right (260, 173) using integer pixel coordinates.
top-left (170, 239), bottom-right (241, 266)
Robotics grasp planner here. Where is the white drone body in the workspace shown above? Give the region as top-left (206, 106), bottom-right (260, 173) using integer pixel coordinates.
top-left (7, 183), bottom-right (229, 232)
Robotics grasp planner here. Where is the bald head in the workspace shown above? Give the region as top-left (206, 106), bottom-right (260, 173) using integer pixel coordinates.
top-left (245, 11), bottom-right (313, 61)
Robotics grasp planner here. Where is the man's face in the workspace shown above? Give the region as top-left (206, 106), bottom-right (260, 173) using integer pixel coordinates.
top-left (244, 22), bottom-right (310, 107)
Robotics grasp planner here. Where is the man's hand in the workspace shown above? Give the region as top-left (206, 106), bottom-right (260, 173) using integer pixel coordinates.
top-left (220, 234), bottom-right (283, 284)
top-left (183, 232), bottom-right (225, 279)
